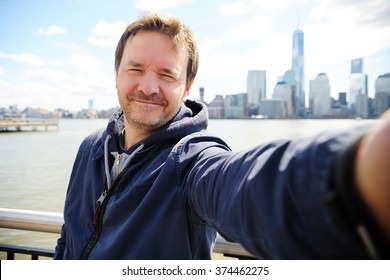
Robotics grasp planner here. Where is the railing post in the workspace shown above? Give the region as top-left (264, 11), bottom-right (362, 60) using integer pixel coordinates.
top-left (7, 252), bottom-right (15, 260)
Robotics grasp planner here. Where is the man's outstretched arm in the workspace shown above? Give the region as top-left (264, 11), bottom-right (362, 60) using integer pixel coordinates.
top-left (356, 109), bottom-right (390, 241)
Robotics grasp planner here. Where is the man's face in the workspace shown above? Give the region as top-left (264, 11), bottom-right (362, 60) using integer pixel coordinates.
top-left (116, 31), bottom-right (191, 132)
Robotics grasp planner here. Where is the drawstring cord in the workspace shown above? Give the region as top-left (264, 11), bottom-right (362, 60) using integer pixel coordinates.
top-left (103, 134), bottom-right (112, 188)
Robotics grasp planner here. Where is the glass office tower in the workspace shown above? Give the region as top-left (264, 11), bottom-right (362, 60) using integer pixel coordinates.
top-left (292, 29), bottom-right (305, 116)
top-left (247, 70), bottom-right (266, 115)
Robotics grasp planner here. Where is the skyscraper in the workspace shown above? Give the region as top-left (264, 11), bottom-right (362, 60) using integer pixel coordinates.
top-left (292, 29), bottom-right (305, 116)
top-left (88, 99), bottom-right (96, 118)
top-left (199, 87), bottom-right (205, 103)
top-left (351, 58), bottom-right (363, 74)
top-left (282, 69), bottom-right (298, 117)
top-left (349, 58), bottom-right (368, 116)
top-left (375, 73), bottom-right (390, 116)
top-left (309, 73), bottom-right (331, 117)
top-left (247, 70), bottom-right (266, 115)
top-left (272, 81), bottom-right (293, 118)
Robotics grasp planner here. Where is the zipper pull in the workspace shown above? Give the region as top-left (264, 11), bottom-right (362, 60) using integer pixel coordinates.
top-left (96, 190), bottom-right (107, 206)
top-left (91, 190), bottom-right (107, 226)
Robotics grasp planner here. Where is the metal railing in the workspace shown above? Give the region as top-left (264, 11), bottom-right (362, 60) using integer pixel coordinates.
top-left (0, 207), bottom-right (255, 260)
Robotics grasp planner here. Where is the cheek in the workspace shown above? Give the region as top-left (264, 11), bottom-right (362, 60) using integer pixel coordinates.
top-left (164, 87), bottom-right (187, 106)
top-left (116, 73), bottom-right (136, 91)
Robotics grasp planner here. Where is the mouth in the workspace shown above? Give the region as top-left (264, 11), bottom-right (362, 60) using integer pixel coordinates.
top-left (134, 99), bottom-right (165, 106)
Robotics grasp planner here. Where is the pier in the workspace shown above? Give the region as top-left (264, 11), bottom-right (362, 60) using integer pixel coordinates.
top-left (0, 119), bottom-right (59, 132)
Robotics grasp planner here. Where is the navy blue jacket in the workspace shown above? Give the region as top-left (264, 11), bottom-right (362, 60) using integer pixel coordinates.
top-left (54, 100), bottom-right (372, 259)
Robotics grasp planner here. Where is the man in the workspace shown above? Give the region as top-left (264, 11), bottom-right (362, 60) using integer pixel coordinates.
top-left (54, 13), bottom-right (390, 259)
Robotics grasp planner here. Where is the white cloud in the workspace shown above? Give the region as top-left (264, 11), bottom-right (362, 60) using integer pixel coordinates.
top-left (311, 0), bottom-right (390, 27)
top-left (37, 25), bottom-right (67, 36)
top-left (249, 0), bottom-right (297, 13)
top-left (0, 66), bottom-right (4, 76)
top-left (218, 0), bottom-right (298, 17)
top-left (1, 59), bottom-right (116, 111)
top-left (26, 68), bottom-right (70, 82)
top-left (224, 15), bottom-right (273, 42)
top-left (134, 0), bottom-right (193, 11)
top-left (307, 0), bottom-right (390, 71)
top-left (305, 19), bottom-right (390, 95)
top-left (88, 21), bottom-right (127, 48)
top-left (0, 52), bottom-right (44, 66)
top-left (218, 1), bottom-right (249, 16)
top-left (48, 59), bottom-right (64, 67)
top-left (68, 53), bottom-right (103, 71)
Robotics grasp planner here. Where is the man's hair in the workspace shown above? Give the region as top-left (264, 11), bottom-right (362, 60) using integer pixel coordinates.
top-left (115, 13), bottom-right (199, 87)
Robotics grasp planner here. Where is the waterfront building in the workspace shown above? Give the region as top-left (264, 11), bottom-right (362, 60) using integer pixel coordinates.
top-left (374, 73), bottom-right (390, 117)
top-left (88, 99), bottom-right (96, 118)
top-left (356, 93), bottom-right (369, 118)
top-left (23, 107), bottom-right (50, 118)
top-left (349, 73), bottom-right (368, 114)
top-left (368, 98), bottom-right (375, 118)
top-left (259, 99), bottom-right (286, 119)
top-left (309, 73), bottom-right (331, 118)
top-left (334, 92), bottom-right (349, 118)
top-left (338, 92), bottom-right (347, 106)
top-left (330, 97), bottom-right (348, 119)
top-left (224, 93), bottom-right (248, 119)
top-left (349, 58), bottom-right (368, 115)
top-left (282, 69), bottom-right (299, 117)
top-left (272, 81), bottom-right (293, 118)
top-left (199, 87), bottom-right (205, 103)
top-left (207, 95), bottom-right (225, 119)
top-left (247, 70), bottom-right (266, 115)
top-left (351, 58), bottom-right (363, 74)
top-left (291, 29), bottom-right (305, 116)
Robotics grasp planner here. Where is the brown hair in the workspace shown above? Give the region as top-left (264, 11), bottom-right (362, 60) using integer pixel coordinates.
top-left (115, 13), bottom-right (199, 87)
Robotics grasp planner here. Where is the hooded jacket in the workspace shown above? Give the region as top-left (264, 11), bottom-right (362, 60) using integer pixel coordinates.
top-left (54, 100), bottom-right (374, 259)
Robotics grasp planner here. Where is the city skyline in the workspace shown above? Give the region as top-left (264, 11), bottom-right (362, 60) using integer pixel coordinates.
top-left (1, 0), bottom-right (390, 111)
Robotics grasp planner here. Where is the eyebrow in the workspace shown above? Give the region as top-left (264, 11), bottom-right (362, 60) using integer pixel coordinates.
top-left (125, 60), bottom-right (180, 76)
top-left (125, 60), bottom-right (142, 68)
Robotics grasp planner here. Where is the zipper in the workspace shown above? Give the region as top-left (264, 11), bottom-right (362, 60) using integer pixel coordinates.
top-left (80, 185), bottom-right (111, 259)
top-left (91, 190), bottom-right (107, 226)
top-left (81, 153), bottom-right (124, 259)
top-left (90, 153), bottom-right (121, 226)
top-left (80, 145), bottom-right (144, 259)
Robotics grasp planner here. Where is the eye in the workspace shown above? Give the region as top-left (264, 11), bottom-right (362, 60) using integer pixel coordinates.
top-left (128, 68), bottom-right (142, 73)
top-left (159, 73), bottom-right (176, 82)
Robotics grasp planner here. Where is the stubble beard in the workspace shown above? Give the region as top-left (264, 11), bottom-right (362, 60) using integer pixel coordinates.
top-left (123, 106), bottom-right (165, 132)
top-left (120, 91), bottom-right (180, 132)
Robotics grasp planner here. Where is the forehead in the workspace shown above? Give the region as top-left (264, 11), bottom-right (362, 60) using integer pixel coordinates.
top-left (123, 31), bottom-right (188, 68)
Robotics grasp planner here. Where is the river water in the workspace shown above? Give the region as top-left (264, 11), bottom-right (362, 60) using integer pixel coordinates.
top-left (0, 117), bottom-right (374, 258)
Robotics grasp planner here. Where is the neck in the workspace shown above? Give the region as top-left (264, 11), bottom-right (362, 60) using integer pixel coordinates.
top-left (123, 122), bottom-right (155, 150)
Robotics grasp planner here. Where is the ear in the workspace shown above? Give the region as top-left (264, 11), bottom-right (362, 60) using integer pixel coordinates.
top-left (183, 79), bottom-right (194, 101)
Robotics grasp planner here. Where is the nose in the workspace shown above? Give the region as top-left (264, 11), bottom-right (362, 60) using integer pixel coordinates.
top-left (138, 72), bottom-right (159, 95)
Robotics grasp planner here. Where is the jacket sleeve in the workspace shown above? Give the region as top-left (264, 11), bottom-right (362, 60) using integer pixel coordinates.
top-left (178, 127), bottom-right (372, 259)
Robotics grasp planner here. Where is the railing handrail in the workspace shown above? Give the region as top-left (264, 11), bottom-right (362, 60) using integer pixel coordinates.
top-left (0, 207), bottom-right (255, 259)
top-left (0, 208), bottom-right (63, 234)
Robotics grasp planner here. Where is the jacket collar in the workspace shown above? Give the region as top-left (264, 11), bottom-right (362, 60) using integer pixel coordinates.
top-left (92, 99), bottom-right (208, 160)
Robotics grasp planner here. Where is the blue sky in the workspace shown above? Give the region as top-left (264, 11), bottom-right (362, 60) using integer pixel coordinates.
top-left (1, 0), bottom-right (389, 111)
